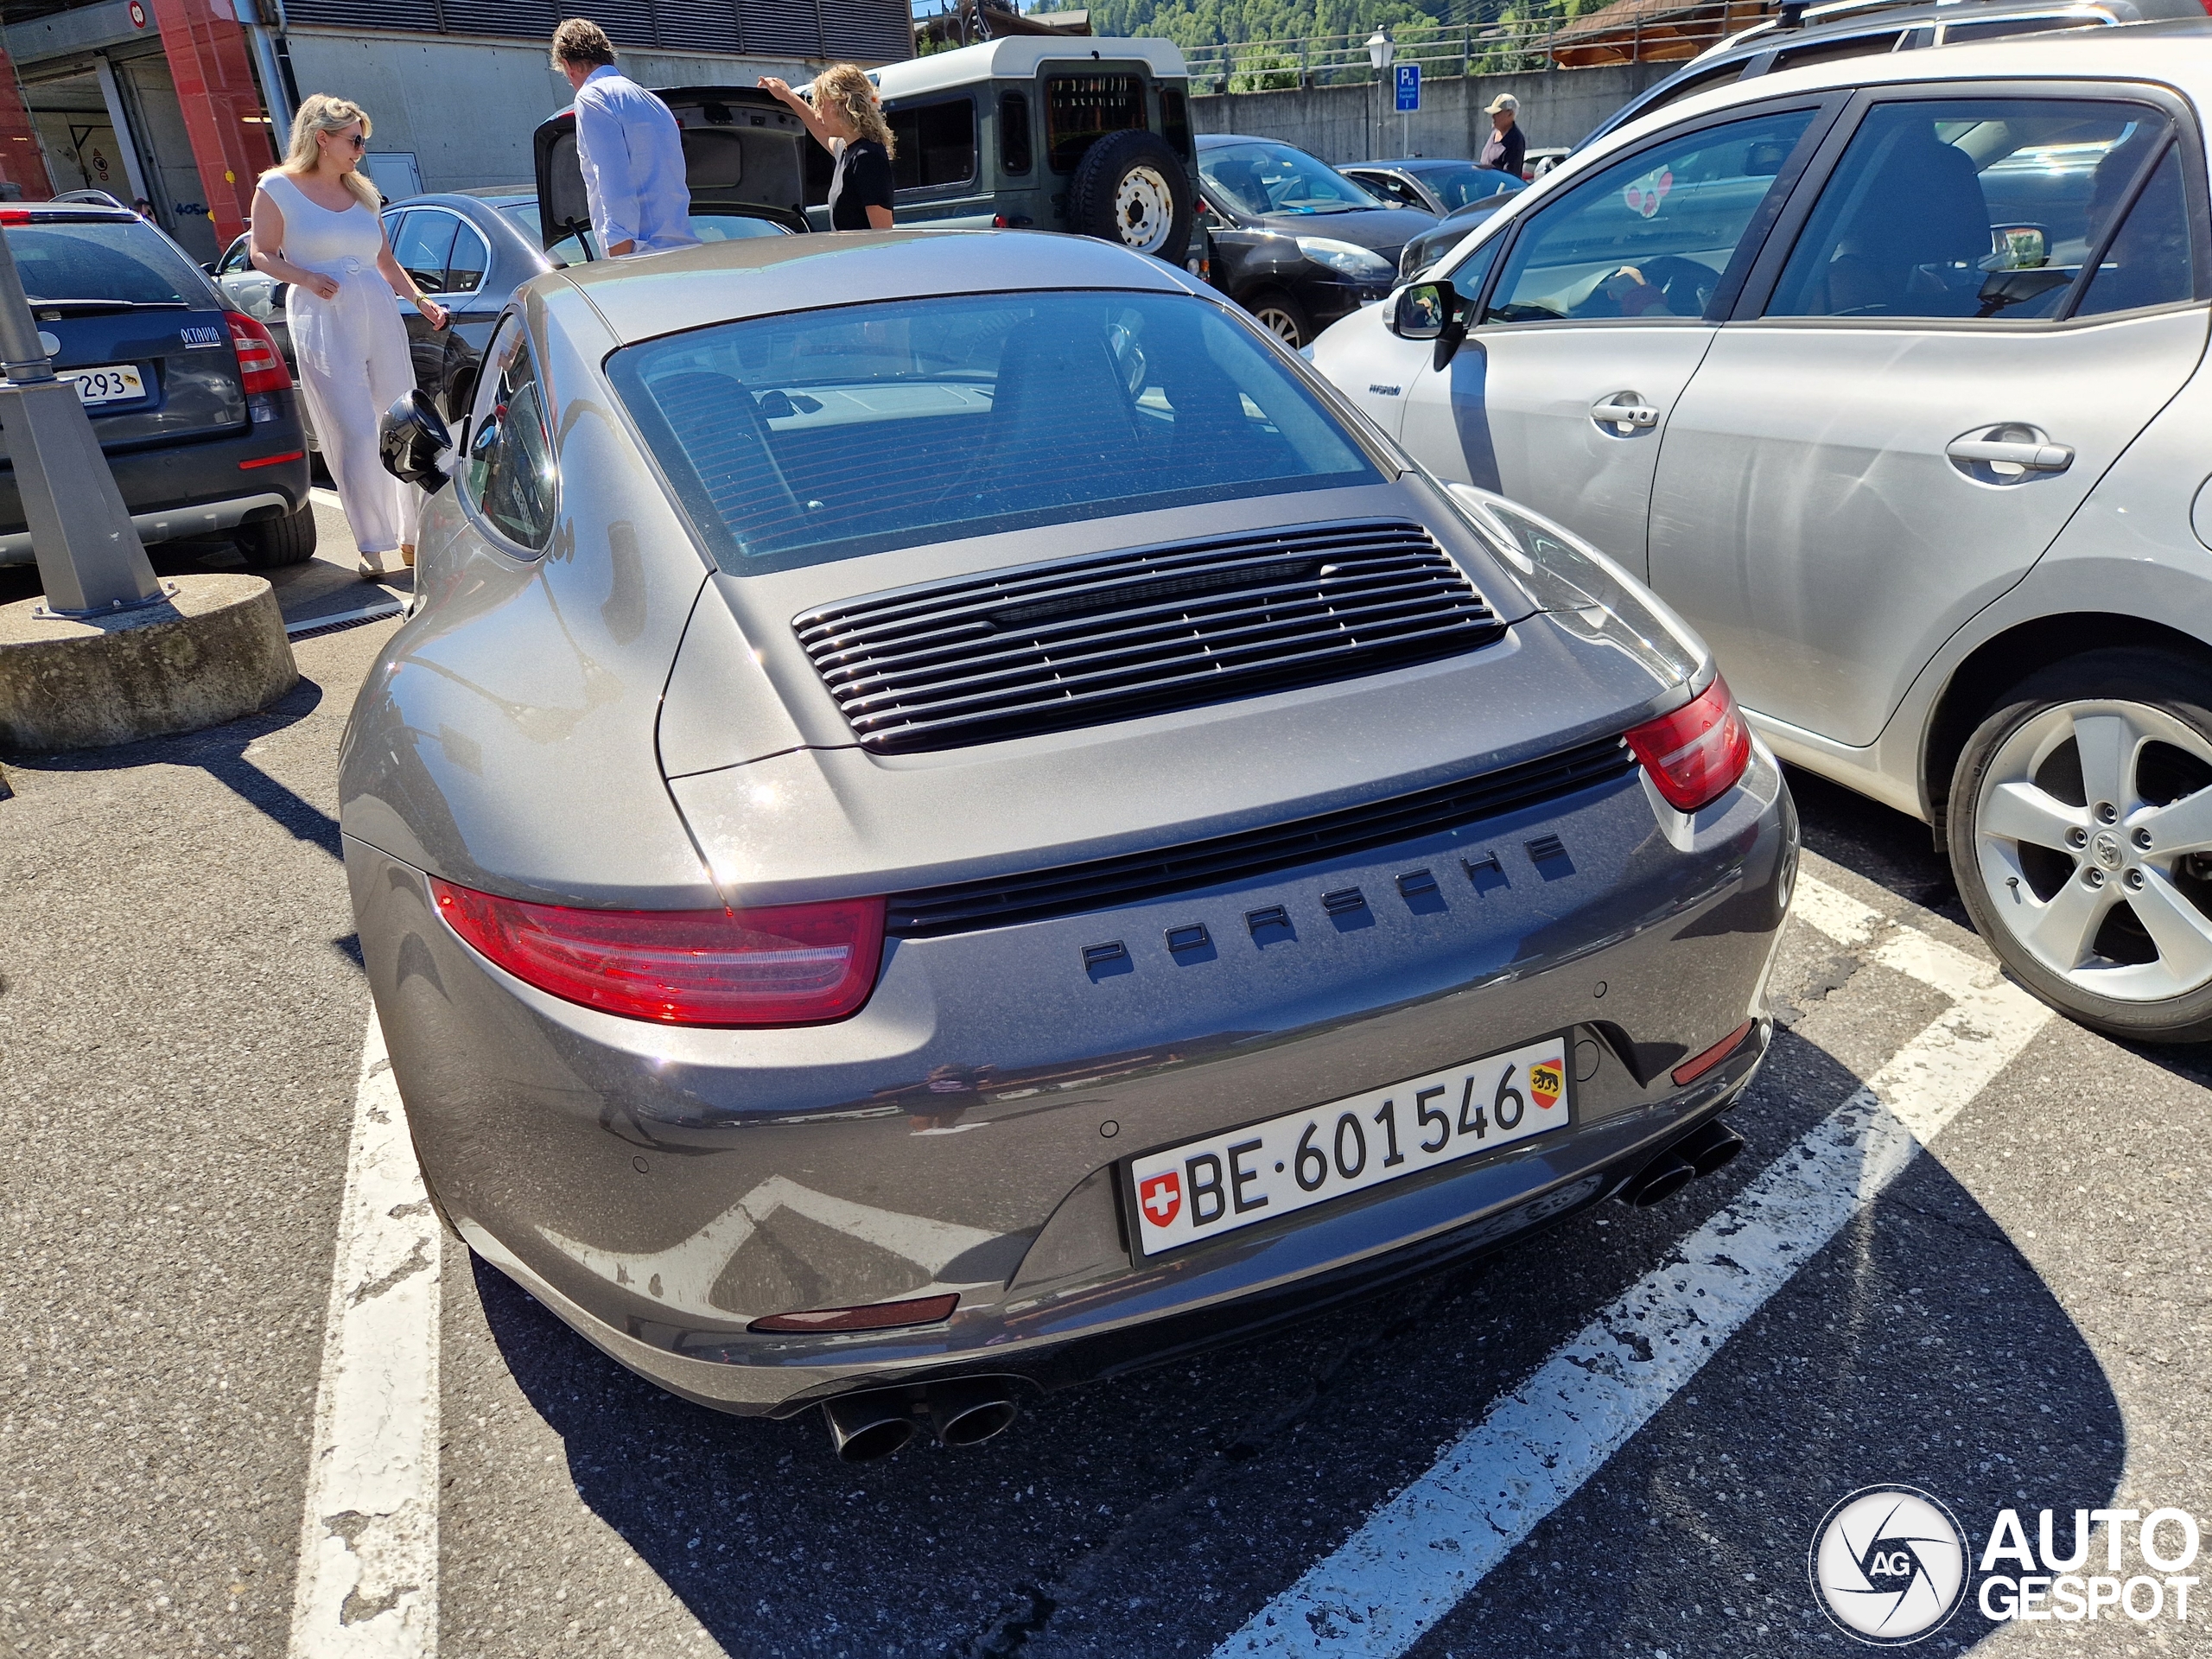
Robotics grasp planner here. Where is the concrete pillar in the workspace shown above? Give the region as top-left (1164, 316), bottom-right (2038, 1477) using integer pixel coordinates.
top-left (0, 48), bottom-right (54, 200)
top-left (149, 0), bottom-right (276, 248)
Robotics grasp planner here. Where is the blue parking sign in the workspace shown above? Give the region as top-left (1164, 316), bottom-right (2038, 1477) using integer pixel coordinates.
top-left (1395, 63), bottom-right (1421, 113)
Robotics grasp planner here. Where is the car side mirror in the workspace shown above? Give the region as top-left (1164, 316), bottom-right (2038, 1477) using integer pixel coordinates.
top-left (1390, 282), bottom-right (1458, 340)
top-left (1389, 282), bottom-right (1473, 371)
top-left (379, 388), bottom-right (453, 492)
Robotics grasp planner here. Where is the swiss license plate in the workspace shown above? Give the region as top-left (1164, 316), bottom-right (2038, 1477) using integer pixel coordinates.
top-left (1125, 1034), bottom-right (1572, 1259)
top-left (64, 365), bottom-right (145, 405)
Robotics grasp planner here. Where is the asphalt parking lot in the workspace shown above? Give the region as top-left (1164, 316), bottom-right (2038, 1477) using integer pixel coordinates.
top-left (2, 543), bottom-right (2208, 1658)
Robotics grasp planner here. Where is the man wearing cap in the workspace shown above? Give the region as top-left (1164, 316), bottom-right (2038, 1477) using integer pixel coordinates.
top-left (1480, 93), bottom-right (1526, 177)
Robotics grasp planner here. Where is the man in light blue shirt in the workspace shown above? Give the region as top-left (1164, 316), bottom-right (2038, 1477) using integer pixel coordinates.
top-left (550, 18), bottom-right (697, 257)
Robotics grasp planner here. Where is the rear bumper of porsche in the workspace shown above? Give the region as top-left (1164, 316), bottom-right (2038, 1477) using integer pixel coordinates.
top-left (348, 743), bottom-right (1796, 1416)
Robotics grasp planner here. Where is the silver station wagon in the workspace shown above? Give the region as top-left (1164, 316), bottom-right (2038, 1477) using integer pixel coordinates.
top-left (1317, 24), bottom-right (2212, 1043)
top-left (349, 229), bottom-right (1794, 1458)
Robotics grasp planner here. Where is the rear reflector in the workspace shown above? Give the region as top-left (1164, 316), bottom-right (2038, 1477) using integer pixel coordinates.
top-left (238, 449), bottom-right (303, 469)
top-left (429, 878), bottom-right (886, 1027)
top-left (748, 1294), bottom-right (960, 1334)
top-left (226, 309), bottom-right (292, 394)
top-left (1625, 673), bottom-right (1751, 813)
top-left (1672, 1019), bottom-right (1755, 1087)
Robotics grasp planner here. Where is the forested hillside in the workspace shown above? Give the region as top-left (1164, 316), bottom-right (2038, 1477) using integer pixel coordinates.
top-left (1038, 0), bottom-right (1588, 51)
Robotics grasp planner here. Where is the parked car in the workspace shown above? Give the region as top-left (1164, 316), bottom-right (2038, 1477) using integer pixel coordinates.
top-left (4, 199), bottom-right (313, 569)
top-left (1581, 0), bottom-right (2207, 153)
top-left (1523, 145), bottom-right (1572, 181)
top-left (1343, 156), bottom-right (1526, 219)
top-left (1196, 134), bottom-right (1435, 345)
top-left (1314, 22), bottom-right (2212, 1041)
top-left (215, 188), bottom-right (528, 440)
top-left (1390, 171), bottom-right (1529, 280)
top-left (856, 38), bottom-right (1205, 271)
top-left (353, 226), bottom-right (1792, 1455)
top-left (217, 100), bottom-right (809, 438)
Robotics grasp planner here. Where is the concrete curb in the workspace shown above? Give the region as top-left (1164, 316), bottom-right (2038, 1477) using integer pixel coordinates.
top-left (0, 572), bottom-right (299, 753)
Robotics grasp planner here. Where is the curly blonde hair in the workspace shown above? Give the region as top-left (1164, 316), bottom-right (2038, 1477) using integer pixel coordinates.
top-left (814, 63), bottom-right (894, 158)
top-left (280, 94), bottom-right (381, 210)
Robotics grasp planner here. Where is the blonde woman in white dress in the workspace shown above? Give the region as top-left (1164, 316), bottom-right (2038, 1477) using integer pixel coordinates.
top-left (249, 95), bottom-right (448, 578)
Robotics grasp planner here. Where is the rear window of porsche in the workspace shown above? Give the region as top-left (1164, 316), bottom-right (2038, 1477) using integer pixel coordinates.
top-left (607, 289), bottom-right (1380, 574)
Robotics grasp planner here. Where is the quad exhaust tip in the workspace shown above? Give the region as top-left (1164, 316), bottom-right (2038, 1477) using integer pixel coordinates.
top-left (822, 1378), bottom-right (1021, 1461)
top-left (1618, 1119), bottom-right (1745, 1207)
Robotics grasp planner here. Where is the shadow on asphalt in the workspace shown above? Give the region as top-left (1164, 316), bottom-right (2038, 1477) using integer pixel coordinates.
top-left (2, 671), bottom-right (342, 860)
top-left (468, 1011), bottom-right (2126, 1657)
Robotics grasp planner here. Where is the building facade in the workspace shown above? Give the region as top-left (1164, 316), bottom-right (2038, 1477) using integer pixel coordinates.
top-left (0, 0), bottom-right (913, 262)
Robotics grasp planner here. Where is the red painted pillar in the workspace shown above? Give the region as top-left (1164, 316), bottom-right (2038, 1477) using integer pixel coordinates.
top-left (149, 0), bottom-right (275, 247)
top-left (0, 48), bottom-right (54, 200)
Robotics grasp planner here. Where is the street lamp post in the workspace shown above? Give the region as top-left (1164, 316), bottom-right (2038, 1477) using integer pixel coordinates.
top-left (1366, 27), bottom-right (1394, 157)
top-left (0, 214), bottom-right (163, 615)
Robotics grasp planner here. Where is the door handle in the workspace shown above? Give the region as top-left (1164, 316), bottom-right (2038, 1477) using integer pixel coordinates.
top-left (1946, 424), bottom-right (2074, 481)
top-left (1591, 396), bottom-right (1660, 433)
top-left (1945, 437), bottom-right (2074, 472)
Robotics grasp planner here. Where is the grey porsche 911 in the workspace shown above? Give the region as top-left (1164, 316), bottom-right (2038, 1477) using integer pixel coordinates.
top-left (346, 228), bottom-right (1796, 1460)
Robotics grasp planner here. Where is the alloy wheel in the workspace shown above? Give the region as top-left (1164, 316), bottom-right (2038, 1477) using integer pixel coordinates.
top-left (1971, 697), bottom-right (2212, 1002)
top-left (1253, 305), bottom-right (1302, 346)
top-left (1114, 166), bottom-right (1174, 256)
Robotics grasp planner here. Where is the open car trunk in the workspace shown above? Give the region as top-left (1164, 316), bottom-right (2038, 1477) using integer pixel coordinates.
top-left (533, 86), bottom-right (813, 255)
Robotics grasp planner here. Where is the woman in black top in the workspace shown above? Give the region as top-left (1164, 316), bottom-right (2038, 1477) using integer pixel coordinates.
top-left (760, 65), bottom-right (896, 231)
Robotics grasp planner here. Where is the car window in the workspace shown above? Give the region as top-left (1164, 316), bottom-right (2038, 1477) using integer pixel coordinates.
top-left (1483, 108), bottom-right (1817, 325)
top-left (888, 97), bottom-right (976, 191)
top-left (1767, 29), bottom-right (1907, 73)
top-left (1634, 60), bottom-right (1756, 124)
top-left (1765, 98), bottom-right (2177, 321)
top-left (447, 220), bottom-right (491, 294)
top-left (1000, 91), bottom-right (1033, 175)
top-left (1199, 141), bottom-right (1379, 217)
top-left (2075, 143), bottom-right (2195, 316)
top-left (462, 317), bottom-right (556, 550)
top-left (7, 219), bottom-right (212, 304)
top-left (392, 210), bottom-right (458, 295)
top-left (1420, 164), bottom-right (1519, 213)
top-left (1160, 87), bottom-right (1192, 160)
top-left (1046, 73), bottom-right (1147, 174)
top-left (216, 236), bottom-right (252, 276)
top-left (1350, 170), bottom-right (1426, 209)
top-left (549, 213), bottom-right (786, 263)
top-left (1939, 13), bottom-right (2108, 42)
top-left (1446, 232), bottom-right (1506, 308)
top-left (606, 289), bottom-right (1380, 575)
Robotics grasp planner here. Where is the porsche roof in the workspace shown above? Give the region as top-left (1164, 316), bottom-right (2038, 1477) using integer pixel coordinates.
top-left (545, 226), bottom-right (1198, 345)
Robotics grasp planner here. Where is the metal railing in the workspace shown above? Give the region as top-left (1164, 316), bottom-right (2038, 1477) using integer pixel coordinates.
top-left (1178, 8), bottom-right (1761, 91)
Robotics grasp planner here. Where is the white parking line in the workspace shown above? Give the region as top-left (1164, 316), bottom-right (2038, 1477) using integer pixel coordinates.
top-left (288, 1011), bottom-right (441, 1659)
top-left (1211, 878), bottom-right (2050, 1656)
top-left (310, 486), bottom-right (346, 513)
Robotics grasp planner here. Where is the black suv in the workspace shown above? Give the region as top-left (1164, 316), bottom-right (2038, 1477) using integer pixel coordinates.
top-left (3, 200), bottom-right (314, 571)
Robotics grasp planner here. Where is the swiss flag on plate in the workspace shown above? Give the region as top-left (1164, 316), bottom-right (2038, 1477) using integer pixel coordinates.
top-left (1139, 1169), bottom-right (1181, 1228)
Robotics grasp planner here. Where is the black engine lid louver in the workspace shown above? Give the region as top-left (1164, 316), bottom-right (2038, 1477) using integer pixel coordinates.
top-left (886, 733), bottom-right (1637, 938)
top-left (793, 519), bottom-right (1506, 754)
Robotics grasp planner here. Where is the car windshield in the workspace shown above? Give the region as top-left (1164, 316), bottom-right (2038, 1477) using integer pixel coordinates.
top-left (1421, 164), bottom-right (1522, 213)
top-left (6, 219), bottom-right (206, 304)
top-left (1201, 142), bottom-right (1380, 218)
top-left (607, 289), bottom-right (1379, 573)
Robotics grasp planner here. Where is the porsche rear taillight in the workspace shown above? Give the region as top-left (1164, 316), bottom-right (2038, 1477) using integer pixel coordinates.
top-left (226, 309), bottom-right (291, 394)
top-left (1626, 674), bottom-right (1751, 813)
top-left (429, 879), bottom-right (886, 1027)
